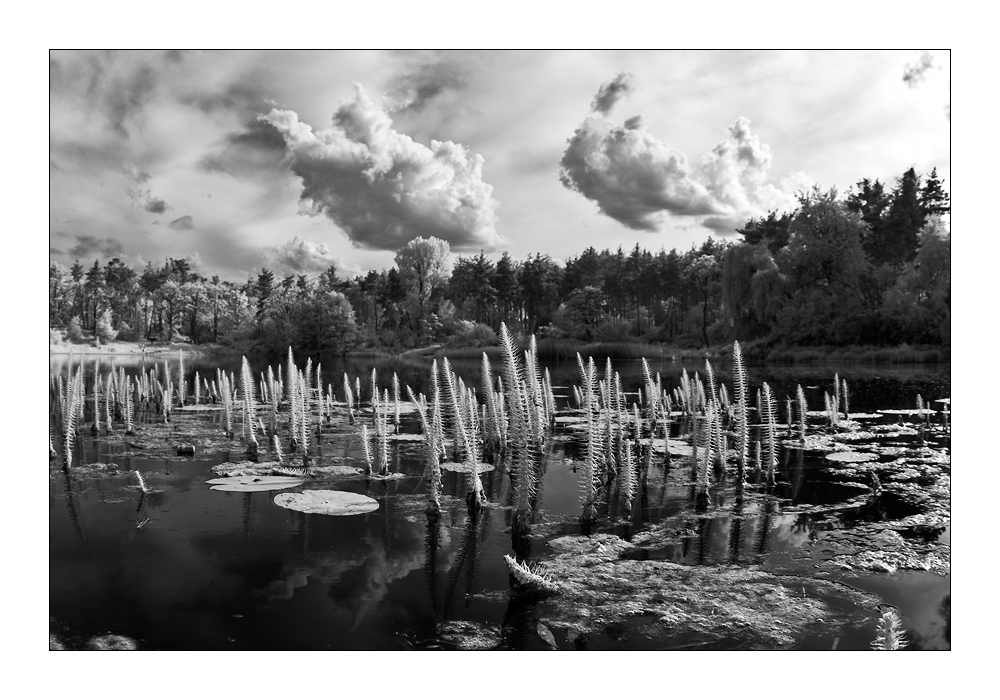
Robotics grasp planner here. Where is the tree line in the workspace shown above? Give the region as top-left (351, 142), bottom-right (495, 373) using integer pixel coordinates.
top-left (50, 167), bottom-right (949, 359)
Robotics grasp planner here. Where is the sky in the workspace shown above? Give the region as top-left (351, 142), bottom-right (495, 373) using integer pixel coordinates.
top-left (49, 49), bottom-right (951, 282)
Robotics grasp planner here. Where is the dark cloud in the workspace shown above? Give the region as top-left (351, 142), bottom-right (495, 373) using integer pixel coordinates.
top-left (69, 235), bottom-right (125, 259)
top-left (144, 197), bottom-right (168, 214)
top-left (128, 186), bottom-right (170, 214)
top-left (903, 51), bottom-right (935, 87)
top-left (386, 51), bottom-right (468, 113)
top-left (261, 237), bottom-right (342, 275)
top-left (50, 247), bottom-right (65, 255)
top-left (262, 84), bottom-right (500, 252)
top-left (169, 215), bottom-right (194, 230)
top-left (701, 216), bottom-right (746, 234)
top-left (198, 117), bottom-right (288, 177)
top-left (590, 72), bottom-right (635, 115)
top-left (560, 116), bottom-right (721, 230)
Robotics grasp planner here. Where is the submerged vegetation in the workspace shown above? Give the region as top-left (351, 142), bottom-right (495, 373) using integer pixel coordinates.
top-left (50, 333), bottom-right (949, 650)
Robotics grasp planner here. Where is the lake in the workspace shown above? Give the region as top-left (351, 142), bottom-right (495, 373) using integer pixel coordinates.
top-left (49, 351), bottom-right (950, 650)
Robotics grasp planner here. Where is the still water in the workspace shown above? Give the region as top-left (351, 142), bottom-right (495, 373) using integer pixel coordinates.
top-left (49, 352), bottom-right (950, 650)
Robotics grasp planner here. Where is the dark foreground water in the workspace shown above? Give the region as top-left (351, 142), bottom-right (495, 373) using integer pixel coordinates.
top-left (49, 353), bottom-right (950, 650)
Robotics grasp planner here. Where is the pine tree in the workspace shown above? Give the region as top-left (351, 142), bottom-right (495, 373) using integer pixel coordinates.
top-left (919, 167), bottom-right (950, 217)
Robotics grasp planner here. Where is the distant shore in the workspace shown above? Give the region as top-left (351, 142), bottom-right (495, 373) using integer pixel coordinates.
top-left (49, 339), bottom-right (241, 358)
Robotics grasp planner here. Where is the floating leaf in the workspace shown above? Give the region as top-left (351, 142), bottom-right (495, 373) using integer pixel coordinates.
top-left (824, 452), bottom-right (878, 463)
top-left (273, 489), bottom-right (379, 516)
top-left (536, 622), bottom-right (558, 648)
top-left (440, 462), bottom-right (495, 473)
top-left (207, 475), bottom-right (305, 492)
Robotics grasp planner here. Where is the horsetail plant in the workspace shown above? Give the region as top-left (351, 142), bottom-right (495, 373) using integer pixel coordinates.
top-left (343, 372), bottom-right (355, 424)
top-left (797, 384), bottom-right (808, 444)
top-left (760, 383), bottom-right (778, 485)
top-left (240, 356), bottom-right (259, 461)
top-left (732, 341), bottom-right (749, 485)
top-left (870, 610), bottom-right (908, 650)
top-left (409, 385), bottom-right (442, 517)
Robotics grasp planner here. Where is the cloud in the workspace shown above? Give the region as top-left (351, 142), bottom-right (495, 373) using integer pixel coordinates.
top-left (123, 163), bottom-right (151, 184)
top-left (169, 215), bottom-right (194, 230)
top-left (698, 116), bottom-right (803, 219)
top-left (261, 236), bottom-right (343, 275)
top-left (262, 83), bottom-right (500, 251)
top-left (560, 115), bottom-right (722, 231)
top-left (385, 51), bottom-right (467, 113)
top-left (902, 51), bottom-right (936, 87)
top-left (50, 247), bottom-right (65, 255)
top-left (198, 117), bottom-right (288, 177)
top-left (560, 78), bottom-right (810, 233)
top-left (68, 235), bottom-right (124, 259)
top-left (590, 72), bottom-right (634, 115)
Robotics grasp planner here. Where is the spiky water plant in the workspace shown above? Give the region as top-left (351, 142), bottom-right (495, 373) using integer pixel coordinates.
top-left (409, 385), bottom-right (441, 516)
top-left (342, 372), bottom-right (355, 424)
top-left (760, 382), bottom-right (778, 485)
top-left (298, 369), bottom-right (311, 466)
top-left (392, 372), bottom-right (400, 434)
top-left (361, 425), bottom-right (374, 475)
top-left (240, 356), bottom-right (259, 461)
top-left (619, 438), bottom-right (637, 519)
top-left (578, 355), bottom-right (603, 531)
top-left (732, 341), bottom-right (749, 485)
top-left (441, 358), bottom-right (486, 511)
top-left (841, 377), bottom-right (849, 420)
top-left (870, 610), bottom-right (908, 650)
top-left (796, 384), bottom-right (808, 444)
top-left (62, 367), bottom-right (83, 469)
top-left (134, 470), bottom-right (151, 494)
top-left (503, 554), bottom-right (558, 595)
top-left (92, 373), bottom-right (102, 437)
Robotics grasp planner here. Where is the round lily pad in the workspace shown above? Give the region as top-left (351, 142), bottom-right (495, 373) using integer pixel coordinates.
top-left (825, 452), bottom-right (877, 463)
top-left (439, 462), bottom-right (496, 473)
top-left (207, 475), bottom-right (305, 492)
top-left (273, 489), bottom-right (379, 515)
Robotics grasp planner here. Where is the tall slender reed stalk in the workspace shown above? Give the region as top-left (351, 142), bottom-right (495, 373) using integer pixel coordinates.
top-left (298, 369), bottom-right (310, 466)
top-left (361, 425), bottom-right (373, 475)
top-left (760, 383), bottom-right (778, 485)
top-left (841, 378), bottom-right (849, 419)
top-left (409, 385), bottom-right (441, 516)
top-left (732, 341), bottom-right (749, 485)
top-left (178, 350), bottom-right (186, 406)
top-left (343, 372), bottom-right (355, 424)
top-left (578, 355), bottom-right (603, 531)
top-left (797, 384), bottom-right (808, 444)
top-left (392, 372), bottom-right (400, 434)
top-left (92, 373), bottom-right (102, 437)
top-left (240, 356), bottom-right (259, 461)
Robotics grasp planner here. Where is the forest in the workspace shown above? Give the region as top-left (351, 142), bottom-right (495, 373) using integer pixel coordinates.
top-left (49, 168), bottom-right (950, 361)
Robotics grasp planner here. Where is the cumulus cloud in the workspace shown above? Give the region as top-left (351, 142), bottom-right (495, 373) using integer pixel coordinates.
top-left (169, 215), bottom-right (194, 230)
top-left (261, 83), bottom-right (500, 251)
top-left (560, 116), bottom-right (722, 231)
top-left (590, 72), bottom-right (635, 115)
top-left (560, 77), bottom-right (810, 234)
top-left (69, 235), bottom-right (125, 259)
top-left (261, 236), bottom-right (343, 275)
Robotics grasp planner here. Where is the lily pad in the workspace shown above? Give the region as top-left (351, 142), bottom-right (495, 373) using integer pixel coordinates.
top-left (273, 489), bottom-right (379, 515)
top-left (824, 452), bottom-right (877, 463)
top-left (207, 475), bottom-right (305, 492)
top-left (440, 462), bottom-right (496, 473)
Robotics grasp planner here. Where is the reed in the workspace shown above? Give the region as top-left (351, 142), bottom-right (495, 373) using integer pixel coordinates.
top-left (343, 372), bottom-right (355, 423)
top-left (409, 385), bottom-right (441, 516)
top-left (361, 425), bottom-right (373, 475)
top-left (870, 610), bottom-right (908, 650)
top-left (796, 384), bottom-right (807, 444)
top-left (732, 341), bottom-right (749, 484)
top-left (298, 369), bottom-right (311, 466)
top-left (92, 373), bottom-right (102, 436)
top-left (761, 383), bottom-right (777, 485)
top-left (578, 354), bottom-right (603, 530)
top-left (392, 372), bottom-right (400, 434)
top-left (841, 377), bottom-right (849, 419)
top-left (240, 356), bottom-right (259, 460)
